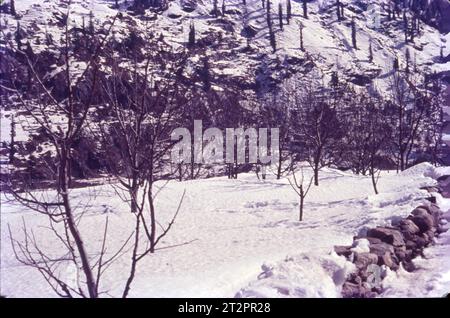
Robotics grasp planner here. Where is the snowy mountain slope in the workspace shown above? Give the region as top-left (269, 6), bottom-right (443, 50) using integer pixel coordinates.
top-left (1, 163), bottom-right (449, 297)
top-left (2, 0), bottom-right (450, 93)
top-left (2, 0), bottom-right (450, 164)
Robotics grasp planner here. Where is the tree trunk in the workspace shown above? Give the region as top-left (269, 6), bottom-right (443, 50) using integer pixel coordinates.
top-left (313, 161), bottom-right (319, 186)
top-left (370, 160), bottom-right (378, 195)
top-left (148, 183), bottom-right (156, 253)
top-left (60, 144), bottom-right (97, 298)
top-left (299, 188), bottom-right (304, 221)
top-left (130, 182), bottom-right (138, 213)
top-left (277, 151), bottom-right (282, 180)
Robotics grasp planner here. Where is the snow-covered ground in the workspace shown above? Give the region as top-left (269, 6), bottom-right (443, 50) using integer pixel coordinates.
top-left (1, 163), bottom-right (449, 298)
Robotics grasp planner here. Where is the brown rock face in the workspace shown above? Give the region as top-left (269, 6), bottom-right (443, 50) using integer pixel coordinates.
top-left (399, 219), bottom-right (420, 235)
top-left (367, 227), bottom-right (405, 247)
top-left (354, 253), bottom-right (379, 269)
top-left (369, 242), bottom-right (395, 257)
top-left (409, 209), bottom-right (435, 233)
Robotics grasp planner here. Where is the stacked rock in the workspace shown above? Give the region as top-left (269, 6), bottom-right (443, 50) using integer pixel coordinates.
top-left (336, 203), bottom-right (445, 298)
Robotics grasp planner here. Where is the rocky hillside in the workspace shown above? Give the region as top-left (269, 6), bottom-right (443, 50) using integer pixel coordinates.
top-left (1, 0), bottom-right (450, 176)
top-left (1, 0), bottom-right (450, 93)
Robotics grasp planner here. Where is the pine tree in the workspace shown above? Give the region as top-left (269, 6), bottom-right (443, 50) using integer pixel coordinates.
top-left (351, 17), bottom-right (357, 49)
top-left (266, 1), bottom-right (276, 52)
top-left (416, 15), bottom-right (420, 34)
top-left (393, 56), bottom-right (399, 71)
top-left (413, 51), bottom-right (418, 73)
top-left (266, 0), bottom-right (272, 28)
top-left (403, 10), bottom-right (408, 42)
top-left (299, 22), bottom-right (304, 52)
top-left (45, 28), bottom-right (53, 46)
top-left (25, 41), bottom-right (34, 59)
top-left (330, 71), bottom-right (339, 88)
top-left (411, 16), bottom-right (416, 42)
top-left (302, 0), bottom-right (308, 19)
top-left (387, 5), bottom-right (392, 21)
top-left (213, 0), bottom-right (218, 17)
top-left (15, 21), bottom-right (22, 49)
top-left (405, 48), bottom-right (410, 74)
top-left (10, 0), bottom-right (16, 16)
top-left (89, 10), bottom-right (95, 34)
top-left (201, 57), bottom-right (211, 91)
top-left (222, 0), bottom-right (226, 16)
top-left (337, 0), bottom-right (341, 21)
top-left (278, 3), bottom-right (283, 30)
top-left (369, 39), bottom-right (373, 63)
top-left (270, 29), bottom-right (276, 52)
top-left (188, 22), bottom-right (195, 47)
top-left (9, 114), bottom-right (16, 164)
top-left (286, 0), bottom-right (291, 24)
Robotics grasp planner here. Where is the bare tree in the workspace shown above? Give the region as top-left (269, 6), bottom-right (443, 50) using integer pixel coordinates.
top-left (291, 81), bottom-right (344, 186)
top-left (344, 90), bottom-right (392, 194)
top-left (259, 79), bottom-right (300, 180)
top-left (1, 9), bottom-right (135, 297)
top-left (388, 72), bottom-right (427, 171)
top-left (422, 75), bottom-right (445, 166)
top-left (99, 34), bottom-right (188, 253)
top-left (288, 166), bottom-right (313, 221)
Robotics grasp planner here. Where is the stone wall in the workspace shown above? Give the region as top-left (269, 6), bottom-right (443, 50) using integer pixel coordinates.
top-left (336, 192), bottom-right (447, 298)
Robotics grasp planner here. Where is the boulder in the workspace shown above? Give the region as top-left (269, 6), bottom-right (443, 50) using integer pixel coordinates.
top-left (365, 237), bottom-right (382, 245)
top-left (342, 282), bottom-right (367, 298)
top-left (347, 273), bottom-right (362, 285)
top-left (354, 252), bottom-right (379, 269)
top-left (411, 207), bottom-right (430, 216)
top-left (362, 264), bottom-right (383, 288)
top-left (369, 242), bottom-right (395, 257)
top-left (181, 0), bottom-right (196, 12)
top-left (426, 204), bottom-right (442, 224)
top-left (367, 227), bottom-right (405, 247)
top-left (409, 210), bottom-right (435, 233)
top-left (380, 252), bottom-right (399, 270)
top-left (412, 236), bottom-right (428, 249)
top-left (403, 261), bottom-right (416, 272)
top-left (428, 204), bottom-right (442, 214)
top-left (361, 283), bottom-right (378, 298)
top-left (394, 246), bottom-right (411, 261)
top-left (405, 239), bottom-right (417, 250)
top-left (399, 219), bottom-right (420, 235)
top-left (334, 245), bottom-right (352, 258)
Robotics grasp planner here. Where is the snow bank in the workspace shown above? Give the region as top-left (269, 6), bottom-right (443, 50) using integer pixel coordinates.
top-left (235, 253), bottom-right (355, 298)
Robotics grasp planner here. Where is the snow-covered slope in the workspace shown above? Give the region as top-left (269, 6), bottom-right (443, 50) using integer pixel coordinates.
top-left (2, 0), bottom-right (450, 92)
